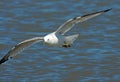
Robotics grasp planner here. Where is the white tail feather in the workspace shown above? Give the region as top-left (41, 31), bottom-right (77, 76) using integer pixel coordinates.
top-left (65, 34), bottom-right (79, 44)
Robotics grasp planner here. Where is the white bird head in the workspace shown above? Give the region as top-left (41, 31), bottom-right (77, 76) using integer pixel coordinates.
top-left (44, 32), bottom-right (59, 45)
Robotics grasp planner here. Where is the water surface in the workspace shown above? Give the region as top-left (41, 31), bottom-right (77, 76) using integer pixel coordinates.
top-left (0, 0), bottom-right (120, 82)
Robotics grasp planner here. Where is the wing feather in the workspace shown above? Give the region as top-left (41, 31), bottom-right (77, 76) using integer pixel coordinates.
top-left (55, 8), bottom-right (112, 35)
top-left (0, 37), bottom-right (43, 64)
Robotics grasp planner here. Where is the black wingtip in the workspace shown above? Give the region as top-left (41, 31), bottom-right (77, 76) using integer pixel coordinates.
top-left (0, 58), bottom-right (8, 65)
top-left (103, 8), bottom-right (112, 12)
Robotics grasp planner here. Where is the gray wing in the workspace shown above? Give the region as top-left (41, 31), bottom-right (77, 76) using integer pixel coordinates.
top-left (55, 8), bottom-right (112, 35)
top-left (0, 37), bottom-right (43, 64)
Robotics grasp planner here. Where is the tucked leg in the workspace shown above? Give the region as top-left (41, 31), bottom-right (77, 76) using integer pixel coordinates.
top-left (62, 44), bottom-right (71, 48)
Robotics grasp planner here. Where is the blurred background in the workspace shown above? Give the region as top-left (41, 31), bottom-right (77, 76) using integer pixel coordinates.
top-left (0, 0), bottom-right (120, 82)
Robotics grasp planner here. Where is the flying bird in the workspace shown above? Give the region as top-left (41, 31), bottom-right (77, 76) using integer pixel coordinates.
top-left (0, 8), bottom-right (112, 64)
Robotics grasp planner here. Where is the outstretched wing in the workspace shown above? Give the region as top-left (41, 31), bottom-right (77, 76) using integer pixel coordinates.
top-left (55, 8), bottom-right (112, 35)
top-left (0, 37), bottom-right (43, 64)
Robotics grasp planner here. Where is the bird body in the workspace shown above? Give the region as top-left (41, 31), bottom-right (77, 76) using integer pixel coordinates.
top-left (0, 8), bottom-right (112, 64)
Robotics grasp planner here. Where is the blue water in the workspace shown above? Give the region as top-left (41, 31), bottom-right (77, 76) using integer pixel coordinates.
top-left (0, 0), bottom-right (120, 82)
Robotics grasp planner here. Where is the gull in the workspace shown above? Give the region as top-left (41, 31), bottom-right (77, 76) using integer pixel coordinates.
top-left (0, 8), bottom-right (111, 64)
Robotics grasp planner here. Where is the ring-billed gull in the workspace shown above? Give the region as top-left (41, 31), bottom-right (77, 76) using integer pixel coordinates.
top-left (0, 8), bottom-right (111, 64)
